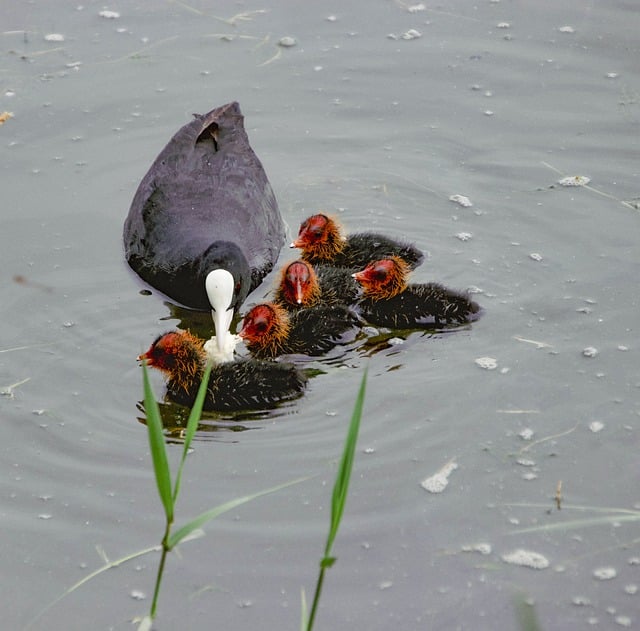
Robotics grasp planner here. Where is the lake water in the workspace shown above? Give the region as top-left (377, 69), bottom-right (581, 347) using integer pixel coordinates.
top-left (2, 1), bottom-right (639, 629)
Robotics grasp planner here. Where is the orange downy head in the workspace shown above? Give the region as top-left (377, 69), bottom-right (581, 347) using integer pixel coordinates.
top-left (352, 256), bottom-right (410, 299)
top-left (138, 331), bottom-right (204, 392)
top-left (239, 302), bottom-right (291, 351)
top-left (290, 214), bottom-right (345, 261)
top-left (279, 260), bottom-right (321, 307)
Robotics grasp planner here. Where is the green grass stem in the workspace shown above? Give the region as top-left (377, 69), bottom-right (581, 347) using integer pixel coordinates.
top-left (305, 367), bottom-right (367, 630)
top-left (142, 362), bottom-right (174, 523)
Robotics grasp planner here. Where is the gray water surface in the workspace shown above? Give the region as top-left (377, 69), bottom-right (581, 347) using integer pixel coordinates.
top-left (2, 2), bottom-right (639, 629)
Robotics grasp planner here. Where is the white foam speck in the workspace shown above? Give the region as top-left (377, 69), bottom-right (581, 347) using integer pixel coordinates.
top-left (582, 346), bottom-right (598, 358)
top-left (45, 33), bottom-right (65, 42)
top-left (475, 356), bottom-right (497, 370)
top-left (502, 549), bottom-right (549, 569)
top-left (99, 10), bottom-right (120, 18)
top-left (558, 175), bottom-right (591, 186)
top-left (593, 566), bottom-right (617, 580)
top-left (278, 36), bottom-right (297, 47)
top-left (462, 542), bottom-right (492, 555)
top-left (420, 460), bottom-right (458, 494)
top-left (401, 29), bottom-right (422, 40)
top-left (449, 194), bottom-right (473, 207)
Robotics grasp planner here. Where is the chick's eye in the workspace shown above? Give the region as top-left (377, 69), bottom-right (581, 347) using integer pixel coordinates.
top-left (373, 267), bottom-right (388, 280)
top-left (255, 321), bottom-right (268, 333)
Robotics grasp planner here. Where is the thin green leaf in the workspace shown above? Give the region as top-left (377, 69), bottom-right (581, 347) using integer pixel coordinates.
top-left (24, 544), bottom-right (161, 629)
top-left (173, 361), bottom-right (213, 503)
top-left (504, 502), bottom-right (640, 516)
top-left (137, 615), bottom-right (153, 631)
top-left (300, 588), bottom-right (308, 631)
top-left (514, 593), bottom-right (541, 631)
top-left (512, 513), bottom-right (640, 535)
top-left (167, 476), bottom-right (309, 549)
top-left (325, 367), bottom-right (367, 556)
top-left (142, 362), bottom-right (174, 523)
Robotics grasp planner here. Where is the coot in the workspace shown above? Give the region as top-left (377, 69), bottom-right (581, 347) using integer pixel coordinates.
top-left (291, 213), bottom-right (424, 269)
top-left (139, 331), bottom-right (307, 411)
top-left (124, 102), bottom-right (284, 353)
top-left (353, 256), bottom-right (481, 328)
top-left (239, 301), bottom-right (360, 359)
top-left (273, 260), bottom-right (361, 309)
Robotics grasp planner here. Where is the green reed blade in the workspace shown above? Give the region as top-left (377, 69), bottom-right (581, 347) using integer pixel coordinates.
top-left (142, 362), bottom-right (174, 523)
top-left (325, 366), bottom-right (367, 557)
top-left (300, 588), bottom-right (308, 631)
top-left (307, 367), bottom-right (367, 631)
top-left (173, 362), bottom-right (213, 504)
top-left (167, 476), bottom-right (309, 550)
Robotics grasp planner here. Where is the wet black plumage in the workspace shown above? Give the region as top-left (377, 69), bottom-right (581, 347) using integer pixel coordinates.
top-left (124, 102), bottom-right (284, 310)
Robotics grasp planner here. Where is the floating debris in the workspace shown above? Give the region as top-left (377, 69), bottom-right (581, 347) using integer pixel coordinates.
top-left (407, 3), bottom-right (426, 12)
top-left (1, 377), bottom-right (31, 397)
top-left (589, 421), bottom-right (604, 433)
top-left (462, 542), bottom-right (492, 555)
top-left (618, 345), bottom-right (629, 351)
top-left (278, 36), bottom-right (297, 47)
top-left (44, 33), bottom-right (65, 42)
top-left (558, 175), bottom-right (591, 187)
top-left (593, 566), bottom-right (617, 580)
top-left (455, 232), bottom-right (473, 241)
top-left (420, 460), bottom-right (458, 494)
top-left (571, 595), bottom-right (592, 606)
top-left (130, 589), bottom-right (146, 600)
top-left (624, 584), bottom-right (638, 595)
top-left (496, 22), bottom-right (511, 29)
top-left (475, 356), bottom-right (497, 370)
top-left (606, 72), bottom-right (619, 79)
top-left (484, 110), bottom-right (494, 116)
top-left (558, 26), bottom-right (575, 33)
top-left (529, 252), bottom-right (543, 261)
top-left (502, 549), bottom-right (550, 570)
top-left (582, 346), bottom-right (598, 358)
top-left (99, 10), bottom-right (121, 19)
top-left (449, 194), bottom-right (473, 208)
top-left (326, 15), bottom-right (337, 22)
top-left (519, 428), bottom-right (535, 441)
top-left (0, 111), bottom-right (13, 125)
top-left (401, 29), bottom-right (422, 40)
top-left (513, 336), bottom-right (553, 349)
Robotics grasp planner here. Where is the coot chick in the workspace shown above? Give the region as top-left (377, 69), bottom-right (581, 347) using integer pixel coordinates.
top-left (353, 256), bottom-right (481, 328)
top-left (124, 102), bottom-right (284, 354)
top-left (290, 213), bottom-right (424, 270)
top-left (273, 260), bottom-right (361, 310)
top-left (139, 331), bottom-right (307, 411)
top-left (239, 301), bottom-right (360, 359)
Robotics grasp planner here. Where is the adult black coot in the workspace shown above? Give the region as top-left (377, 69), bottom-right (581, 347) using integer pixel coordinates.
top-left (124, 102), bottom-right (284, 355)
